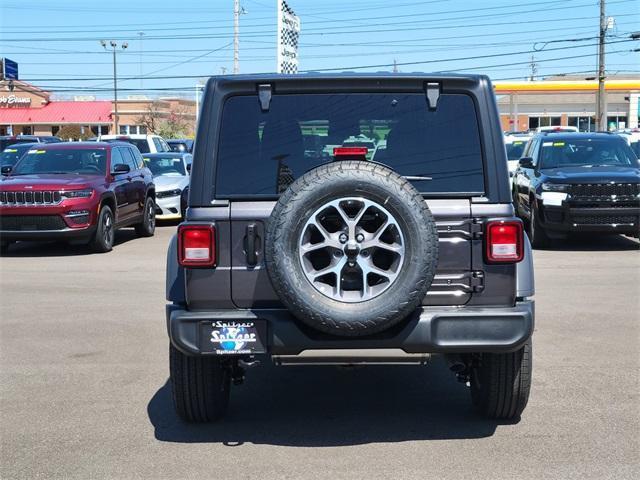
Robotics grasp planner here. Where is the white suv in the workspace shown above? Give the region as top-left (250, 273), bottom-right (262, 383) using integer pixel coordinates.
top-left (99, 134), bottom-right (170, 154)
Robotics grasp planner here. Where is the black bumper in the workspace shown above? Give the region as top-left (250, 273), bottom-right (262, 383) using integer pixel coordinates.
top-left (0, 225), bottom-right (96, 242)
top-left (167, 300), bottom-right (535, 356)
top-left (541, 203), bottom-right (640, 234)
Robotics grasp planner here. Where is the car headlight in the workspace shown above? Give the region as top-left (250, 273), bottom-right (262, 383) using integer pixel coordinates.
top-left (541, 183), bottom-right (569, 192)
top-left (159, 188), bottom-right (182, 198)
top-left (60, 189), bottom-right (94, 199)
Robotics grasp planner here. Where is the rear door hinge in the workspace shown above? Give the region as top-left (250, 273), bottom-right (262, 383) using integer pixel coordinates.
top-left (425, 82), bottom-right (441, 110)
top-left (258, 83), bottom-right (272, 111)
top-left (471, 219), bottom-right (483, 239)
top-left (470, 271), bottom-right (485, 292)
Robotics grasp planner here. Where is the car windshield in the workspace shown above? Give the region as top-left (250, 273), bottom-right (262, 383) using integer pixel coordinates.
top-left (0, 145), bottom-right (32, 167)
top-left (506, 140), bottom-right (528, 160)
top-left (631, 141), bottom-right (640, 157)
top-left (216, 93), bottom-right (485, 196)
top-left (539, 138), bottom-right (639, 169)
top-left (143, 156), bottom-right (186, 176)
top-left (11, 148), bottom-right (108, 175)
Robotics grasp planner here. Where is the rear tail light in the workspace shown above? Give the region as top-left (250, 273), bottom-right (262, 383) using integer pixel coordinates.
top-left (485, 221), bottom-right (524, 263)
top-left (178, 224), bottom-right (216, 267)
top-left (333, 147), bottom-right (368, 157)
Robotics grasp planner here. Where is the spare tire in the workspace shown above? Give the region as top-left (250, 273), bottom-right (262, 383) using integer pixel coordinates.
top-left (265, 160), bottom-right (438, 337)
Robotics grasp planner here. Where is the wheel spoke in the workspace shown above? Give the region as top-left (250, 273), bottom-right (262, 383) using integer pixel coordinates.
top-left (306, 216), bottom-right (342, 250)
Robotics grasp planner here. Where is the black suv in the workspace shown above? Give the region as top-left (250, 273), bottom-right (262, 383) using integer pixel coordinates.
top-left (512, 132), bottom-right (640, 247)
top-left (166, 74), bottom-right (535, 422)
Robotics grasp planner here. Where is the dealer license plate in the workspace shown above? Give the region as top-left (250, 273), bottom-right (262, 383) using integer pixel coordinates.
top-left (200, 320), bottom-right (267, 355)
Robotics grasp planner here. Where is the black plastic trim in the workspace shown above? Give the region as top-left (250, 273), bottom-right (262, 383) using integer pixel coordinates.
top-left (167, 300), bottom-right (534, 356)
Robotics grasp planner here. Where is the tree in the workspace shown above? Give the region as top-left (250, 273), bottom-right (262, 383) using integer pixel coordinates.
top-left (136, 100), bottom-right (193, 138)
top-left (56, 124), bottom-right (94, 141)
top-left (136, 100), bottom-right (165, 134)
top-left (158, 104), bottom-right (191, 138)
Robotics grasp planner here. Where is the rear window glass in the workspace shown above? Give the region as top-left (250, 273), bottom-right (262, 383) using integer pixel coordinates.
top-left (106, 138), bottom-right (149, 153)
top-left (0, 138), bottom-right (37, 151)
top-left (215, 93), bottom-right (485, 197)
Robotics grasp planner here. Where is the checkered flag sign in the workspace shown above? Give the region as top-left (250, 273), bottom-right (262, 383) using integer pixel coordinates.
top-left (277, 0), bottom-right (300, 74)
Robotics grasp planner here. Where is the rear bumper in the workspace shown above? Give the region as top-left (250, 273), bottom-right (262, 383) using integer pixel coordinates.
top-left (167, 300), bottom-right (534, 356)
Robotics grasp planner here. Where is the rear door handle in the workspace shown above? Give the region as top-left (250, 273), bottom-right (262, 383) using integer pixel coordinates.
top-left (245, 223), bottom-right (258, 266)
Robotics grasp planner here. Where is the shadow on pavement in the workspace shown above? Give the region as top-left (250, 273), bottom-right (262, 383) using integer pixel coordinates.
top-left (148, 358), bottom-right (502, 446)
top-left (1, 228), bottom-right (141, 257)
top-left (545, 234), bottom-right (639, 252)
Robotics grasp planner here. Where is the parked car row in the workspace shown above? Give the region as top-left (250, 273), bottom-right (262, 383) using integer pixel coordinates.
top-left (0, 137), bottom-right (194, 254)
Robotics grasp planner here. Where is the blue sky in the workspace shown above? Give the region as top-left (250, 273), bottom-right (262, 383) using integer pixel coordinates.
top-left (0, 0), bottom-right (638, 100)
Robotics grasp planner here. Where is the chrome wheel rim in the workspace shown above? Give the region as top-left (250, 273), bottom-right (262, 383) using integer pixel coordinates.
top-left (103, 212), bottom-right (113, 246)
top-left (147, 201), bottom-right (155, 230)
top-left (298, 197), bottom-right (405, 303)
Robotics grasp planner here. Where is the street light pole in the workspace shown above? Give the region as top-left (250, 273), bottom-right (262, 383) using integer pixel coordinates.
top-left (233, 0), bottom-right (240, 74)
top-left (596, 0), bottom-right (607, 131)
top-left (101, 40), bottom-right (128, 134)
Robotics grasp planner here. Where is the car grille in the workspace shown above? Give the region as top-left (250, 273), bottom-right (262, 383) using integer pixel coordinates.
top-left (568, 183), bottom-right (640, 200)
top-left (0, 190), bottom-right (63, 206)
top-left (573, 215), bottom-right (636, 225)
top-left (0, 215), bottom-right (67, 231)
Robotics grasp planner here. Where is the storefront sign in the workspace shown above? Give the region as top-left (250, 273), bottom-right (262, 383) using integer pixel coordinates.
top-left (0, 95), bottom-right (31, 106)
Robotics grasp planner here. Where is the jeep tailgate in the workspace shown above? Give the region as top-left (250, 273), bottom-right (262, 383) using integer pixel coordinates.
top-left (228, 199), bottom-right (476, 308)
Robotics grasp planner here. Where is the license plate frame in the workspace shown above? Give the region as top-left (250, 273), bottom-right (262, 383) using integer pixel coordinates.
top-left (199, 319), bottom-right (267, 355)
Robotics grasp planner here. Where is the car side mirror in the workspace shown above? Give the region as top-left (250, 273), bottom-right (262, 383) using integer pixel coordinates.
top-left (518, 157), bottom-right (534, 168)
top-left (186, 163), bottom-right (191, 173)
top-left (112, 163), bottom-right (130, 174)
top-left (1, 165), bottom-right (12, 175)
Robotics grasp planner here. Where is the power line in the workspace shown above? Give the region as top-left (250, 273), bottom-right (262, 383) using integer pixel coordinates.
top-left (21, 43), bottom-right (635, 85)
top-left (14, 34), bottom-right (636, 74)
top-left (2, 8), bottom-right (638, 42)
top-left (0, 0), bottom-right (592, 34)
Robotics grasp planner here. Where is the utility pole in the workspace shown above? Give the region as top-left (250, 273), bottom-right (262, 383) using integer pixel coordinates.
top-left (138, 32), bottom-right (145, 90)
top-left (233, 0), bottom-right (240, 74)
top-left (101, 40), bottom-right (128, 134)
top-left (596, 0), bottom-right (607, 131)
top-left (528, 55), bottom-right (537, 81)
top-left (393, 59), bottom-right (398, 73)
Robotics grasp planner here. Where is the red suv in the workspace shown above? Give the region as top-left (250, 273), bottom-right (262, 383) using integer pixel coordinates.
top-left (0, 142), bottom-right (156, 253)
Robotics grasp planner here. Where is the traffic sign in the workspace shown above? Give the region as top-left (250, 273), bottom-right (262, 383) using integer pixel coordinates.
top-left (2, 58), bottom-right (19, 81)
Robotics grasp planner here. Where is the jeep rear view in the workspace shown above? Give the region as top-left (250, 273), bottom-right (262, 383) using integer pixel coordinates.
top-left (166, 74), bottom-right (535, 422)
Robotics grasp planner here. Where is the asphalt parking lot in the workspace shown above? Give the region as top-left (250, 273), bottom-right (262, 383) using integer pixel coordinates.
top-left (1, 225), bottom-right (638, 480)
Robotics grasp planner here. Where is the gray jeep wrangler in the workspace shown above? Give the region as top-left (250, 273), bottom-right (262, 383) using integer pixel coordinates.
top-left (166, 74), bottom-right (534, 423)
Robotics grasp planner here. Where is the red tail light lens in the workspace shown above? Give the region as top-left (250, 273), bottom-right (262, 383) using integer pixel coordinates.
top-left (485, 221), bottom-right (523, 263)
top-left (178, 225), bottom-right (216, 267)
top-left (333, 147), bottom-right (368, 157)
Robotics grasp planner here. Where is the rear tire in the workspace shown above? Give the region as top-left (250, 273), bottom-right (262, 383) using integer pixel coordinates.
top-left (528, 204), bottom-right (550, 249)
top-left (170, 344), bottom-right (231, 423)
top-left (135, 197), bottom-right (156, 237)
top-left (90, 206), bottom-right (114, 253)
top-left (0, 241), bottom-right (12, 255)
top-left (470, 338), bottom-right (532, 420)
